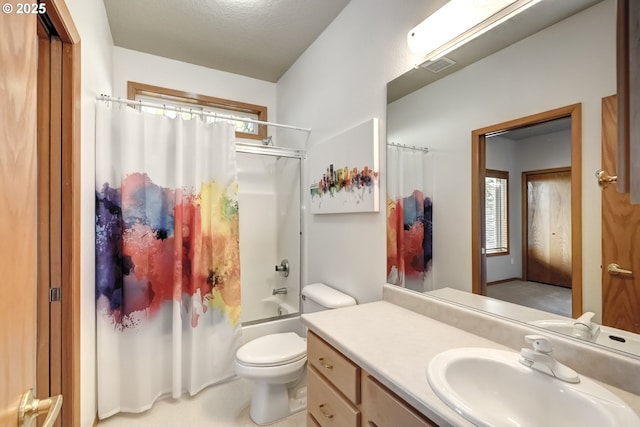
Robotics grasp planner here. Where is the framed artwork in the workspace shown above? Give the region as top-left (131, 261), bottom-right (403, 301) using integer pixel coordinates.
top-left (309, 118), bottom-right (379, 214)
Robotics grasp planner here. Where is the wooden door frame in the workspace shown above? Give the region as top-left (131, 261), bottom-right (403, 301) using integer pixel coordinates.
top-left (521, 166), bottom-right (572, 286)
top-left (39, 1), bottom-right (81, 426)
top-left (471, 104), bottom-right (583, 318)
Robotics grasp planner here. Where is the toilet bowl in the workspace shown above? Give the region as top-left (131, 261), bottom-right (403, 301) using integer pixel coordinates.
top-left (235, 283), bottom-right (356, 425)
top-left (235, 332), bottom-right (307, 425)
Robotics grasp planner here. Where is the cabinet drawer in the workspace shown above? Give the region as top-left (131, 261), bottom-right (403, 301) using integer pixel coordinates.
top-left (362, 374), bottom-right (438, 427)
top-left (307, 331), bottom-right (360, 403)
top-left (308, 366), bottom-right (360, 427)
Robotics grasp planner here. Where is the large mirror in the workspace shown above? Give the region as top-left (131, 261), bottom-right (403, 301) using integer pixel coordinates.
top-left (385, 0), bottom-right (640, 357)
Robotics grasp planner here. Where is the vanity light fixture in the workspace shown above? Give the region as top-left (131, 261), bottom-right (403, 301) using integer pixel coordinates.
top-left (407, 0), bottom-right (542, 63)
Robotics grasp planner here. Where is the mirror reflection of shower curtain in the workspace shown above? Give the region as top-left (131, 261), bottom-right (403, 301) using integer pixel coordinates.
top-left (94, 102), bottom-right (242, 419)
top-left (386, 146), bottom-right (433, 292)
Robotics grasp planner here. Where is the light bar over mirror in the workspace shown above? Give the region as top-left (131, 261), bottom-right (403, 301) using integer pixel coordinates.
top-left (407, 0), bottom-right (542, 64)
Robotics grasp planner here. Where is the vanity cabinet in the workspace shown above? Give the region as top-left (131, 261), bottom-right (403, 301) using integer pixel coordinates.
top-left (307, 330), bottom-right (361, 426)
top-left (361, 374), bottom-right (438, 427)
top-left (307, 331), bottom-right (437, 427)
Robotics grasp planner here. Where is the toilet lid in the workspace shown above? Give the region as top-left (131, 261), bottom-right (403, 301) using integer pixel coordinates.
top-left (236, 333), bottom-right (306, 367)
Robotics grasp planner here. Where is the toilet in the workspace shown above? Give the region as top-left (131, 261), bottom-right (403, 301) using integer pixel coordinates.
top-left (235, 283), bottom-right (357, 425)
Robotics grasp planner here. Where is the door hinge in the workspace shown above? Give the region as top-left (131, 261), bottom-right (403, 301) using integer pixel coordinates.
top-left (49, 287), bottom-right (61, 302)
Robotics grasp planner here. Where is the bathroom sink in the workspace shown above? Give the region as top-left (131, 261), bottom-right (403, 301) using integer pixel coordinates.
top-left (427, 347), bottom-right (640, 427)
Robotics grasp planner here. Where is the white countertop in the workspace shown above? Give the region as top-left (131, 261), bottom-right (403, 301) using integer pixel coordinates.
top-left (302, 300), bottom-right (640, 427)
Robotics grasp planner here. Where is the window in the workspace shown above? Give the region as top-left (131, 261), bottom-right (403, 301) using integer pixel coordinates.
top-left (485, 169), bottom-right (509, 255)
top-left (127, 81), bottom-right (268, 141)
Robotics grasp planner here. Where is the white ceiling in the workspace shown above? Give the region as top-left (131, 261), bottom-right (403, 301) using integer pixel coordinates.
top-left (492, 117), bottom-right (572, 140)
top-left (103, 0), bottom-right (351, 83)
top-left (387, 0), bottom-right (604, 103)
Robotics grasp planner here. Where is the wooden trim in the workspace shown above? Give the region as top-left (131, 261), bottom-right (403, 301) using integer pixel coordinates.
top-left (60, 39), bottom-right (81, 427)
top-left (471, 104), bottom-right (582, 317)
top-left (127, 81), bottom-right (269, 141)
top-left (49, 38), bottom-right (64, 427)
top-left (486, 169), bottom-right (509, 178)
top-left (486, 253), bottom-right (509, 258)
top-left (43, 0), bottom-right (80, 43)
top-left (570, 106), bottom-right (583, 318)
top-left (629, 0), bottom-right (640, 203)
top-left (43, 2), bottom-right (81, 425)
top-left (36, 18), bottom-right (52, 403)
top-left (471, 131), bottom-right (486, 295)
top-left (485, 169), bottom-right (510, 257)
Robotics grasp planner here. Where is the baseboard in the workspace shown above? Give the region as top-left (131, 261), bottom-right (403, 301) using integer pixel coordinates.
top-left (487, 277), bottom-right (522, 286)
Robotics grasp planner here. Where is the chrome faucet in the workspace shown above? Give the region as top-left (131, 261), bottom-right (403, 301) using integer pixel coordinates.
top-left (519, 335), bottom-right (580, 383)
top-left (275, 259), bottom-right (289, 277)
top-left (272, 287), bottom-right (288, 295)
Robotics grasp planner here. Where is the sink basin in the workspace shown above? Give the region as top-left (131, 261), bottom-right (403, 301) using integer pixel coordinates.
top-left (427, 347), bottom-right (640, 427)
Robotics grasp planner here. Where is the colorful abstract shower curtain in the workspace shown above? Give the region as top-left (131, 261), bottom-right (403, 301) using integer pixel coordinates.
top-left (95, 102), bottom-right (242, 418)
top-left (386, 146), bottom-right (433, 292)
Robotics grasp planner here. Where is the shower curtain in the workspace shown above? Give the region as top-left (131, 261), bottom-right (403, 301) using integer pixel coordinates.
top-left (95, 102), bottom-right (242, 418)
top-left (386, 145), bottom-right (433, 292)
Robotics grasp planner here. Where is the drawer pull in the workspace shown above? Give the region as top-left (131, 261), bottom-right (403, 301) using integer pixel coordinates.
top-left (368, 422), bottom-right (379, 427)
top-left (319, 404), bottom-right (334, 419)
top-left (318, 357), bottom-right (333, 369)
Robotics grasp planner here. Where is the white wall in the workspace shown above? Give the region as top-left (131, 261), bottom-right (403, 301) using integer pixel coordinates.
top-left (276, 0), bottom-right (443, 304)
top-left (486, 130), bottom-right (572, 283)
top-left (486, 136), bottom-right (522, 282)
top-left (64, 1), bottom-right (114, 425)
top-left (388, 0), bottom-right (615, 320)
top-left (112, 47), bottom-right (277, 124)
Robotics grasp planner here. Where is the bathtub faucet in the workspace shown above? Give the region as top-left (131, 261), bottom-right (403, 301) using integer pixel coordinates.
top-left (272, 287), bottom-right (288, 295)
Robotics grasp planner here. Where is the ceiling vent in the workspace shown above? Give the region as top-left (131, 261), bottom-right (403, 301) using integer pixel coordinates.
top-left (420, 56), bottom-right (456, 73)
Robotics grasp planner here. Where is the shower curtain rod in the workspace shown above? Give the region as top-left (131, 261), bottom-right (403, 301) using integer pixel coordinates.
top-left (96, 94), bottom-right (312, 133)
top-left (387, 142), bottom-right (430, 153)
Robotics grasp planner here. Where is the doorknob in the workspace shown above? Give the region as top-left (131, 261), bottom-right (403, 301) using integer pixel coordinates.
top-left (18, 389), bottom-right (62, 427)
top-left (607, 263), bottom-right (633, 276)
top-left (595, 169), bottom-right (618, 189)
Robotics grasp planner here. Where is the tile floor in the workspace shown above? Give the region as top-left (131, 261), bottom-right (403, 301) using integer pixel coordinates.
top-left (97, 378), bottom-right (307, 427)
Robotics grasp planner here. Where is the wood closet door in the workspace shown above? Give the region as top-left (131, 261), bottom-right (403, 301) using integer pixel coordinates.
top-left (602, 95), bottom-right (640, 333)
top-left (0, 11), bottom-right (39, 427)
top-left (525, 169), bottom-right (572, 288)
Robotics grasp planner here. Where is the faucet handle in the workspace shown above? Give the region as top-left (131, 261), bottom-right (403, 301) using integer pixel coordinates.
top-left (574, 311), bottom-right (595, 328)
top-left (524, 335), bottom-right (553, 354)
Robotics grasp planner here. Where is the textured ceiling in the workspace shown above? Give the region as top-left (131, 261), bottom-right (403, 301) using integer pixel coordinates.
top-left (103, 0), bottom-right (351, 82)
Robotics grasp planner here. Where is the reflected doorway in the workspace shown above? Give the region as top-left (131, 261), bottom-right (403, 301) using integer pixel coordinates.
top-left (471, 104), bottom-right (583, 318)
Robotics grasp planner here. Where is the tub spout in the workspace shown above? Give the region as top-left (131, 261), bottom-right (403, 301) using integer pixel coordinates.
top-left (272, 287), bottom-right (288, 295)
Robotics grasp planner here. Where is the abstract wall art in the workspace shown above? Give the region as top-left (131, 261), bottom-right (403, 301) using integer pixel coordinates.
top-left (309, 118), bottom-right (379, 214)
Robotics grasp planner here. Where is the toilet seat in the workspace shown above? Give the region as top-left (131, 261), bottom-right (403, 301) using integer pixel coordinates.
top-left (236, 332), bottom-right (306, 367)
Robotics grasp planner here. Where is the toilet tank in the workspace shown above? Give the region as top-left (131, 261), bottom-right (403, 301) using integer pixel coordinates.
top-left (301, 283), bottom-right (357, 313)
